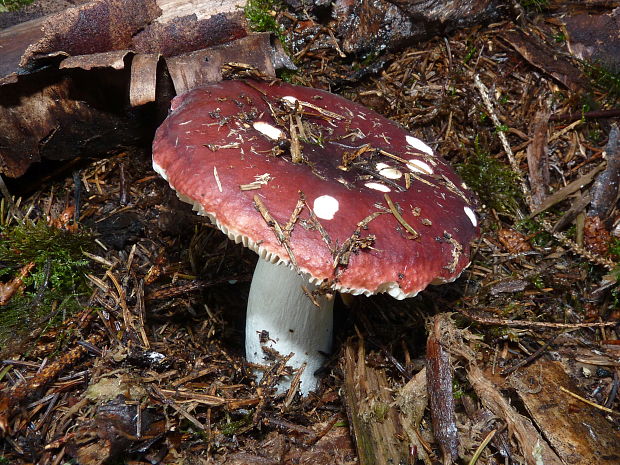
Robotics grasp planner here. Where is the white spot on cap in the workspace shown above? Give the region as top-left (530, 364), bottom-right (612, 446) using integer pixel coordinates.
top-left (253, 121), bottom-right (284, 140)
top-left (313, 195), bottom-right (339, 220)
top-left (464, 206), bottom-right (477, 227)
top-left (379, 167), bottom-right (402, 179)
top-left (407, 159), bottom-right (434, 175)
top-left (376, 162), bottom-right (402, 179)
top-left (406, 135), bottom-right (434, 155)
top-left (282, 96), bottom-right (298, 107)
top-left (365, 182), bottom-right (391, 193)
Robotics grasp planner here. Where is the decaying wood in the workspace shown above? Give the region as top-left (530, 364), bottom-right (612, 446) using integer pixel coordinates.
top-left (341, 338), bottom-right (408, 465)
top-left (426, 317), bottom-right (459, 464)
top-left (0, 0), bottom-right (296, 178)
top-left (562, 9), bottom-right (620, 73)
top-left (513, 360), bottom-right (620, 465)
top-left (0, 70), bottom-right (147, 178)
top-left (529, 161), bottom-right (606, 217)
top-left (394, 367), bottom-right (433, 465)
top-left (166, 34), bottom-right (290, 94)
top-left (437, 314), bottom-right (566, 465)
top-left (328, 0), bottom-right (508, 55)
top-left (462, 396), bottom-right (512, 462)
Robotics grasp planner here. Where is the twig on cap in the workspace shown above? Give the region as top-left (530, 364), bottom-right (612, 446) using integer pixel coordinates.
top-left (213, 167), bottom-right (223, 193)
top-left (384, 194), bottom-right (419, 239)
top-left (332, 211), bottom-right (385, 270)
top-left (253, 195), bottom-right (299, 270)
top-left (283, 195), bottom-right (305, 237)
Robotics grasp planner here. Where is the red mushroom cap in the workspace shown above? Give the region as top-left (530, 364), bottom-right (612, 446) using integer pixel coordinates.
top-left (153, 79), bottom-right (479, 299)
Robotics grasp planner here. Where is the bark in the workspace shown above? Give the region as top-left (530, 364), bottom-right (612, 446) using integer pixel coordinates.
top-left (0, 0), bottom-right (294, 178)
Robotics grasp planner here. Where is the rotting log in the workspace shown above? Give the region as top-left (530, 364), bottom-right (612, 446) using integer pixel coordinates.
top-left (0, 0), bottom-right (294, 178)
top-left (306, 0), bottom-right (510, 55)
top-left (340, 337), bottom-right (409, 465)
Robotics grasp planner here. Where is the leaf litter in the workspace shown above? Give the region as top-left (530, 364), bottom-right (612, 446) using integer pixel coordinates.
top-left (1, 2), bottom-right (620, 464)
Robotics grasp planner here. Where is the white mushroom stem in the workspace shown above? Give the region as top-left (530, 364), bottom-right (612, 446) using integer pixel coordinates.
top-left (246, 259), bottom-right (333, 396)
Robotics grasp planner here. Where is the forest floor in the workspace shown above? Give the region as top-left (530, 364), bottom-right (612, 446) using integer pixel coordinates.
top-left (0, 1), bottom-right (619, 464)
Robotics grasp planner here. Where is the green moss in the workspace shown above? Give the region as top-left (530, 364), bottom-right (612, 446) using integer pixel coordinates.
top-left (0, 220), bottom-right (91, 349)
top-left (582, 61), bottom-right (620, 100)
top-left (276, 68), bottom-right (298, 83)
top-left (519, 0), bottom-right (549, 12)
top-left (244, 0), bottom-right (286, 44)
top-left (609, 238), bottom-right (620, 261)
top-left (219, 411), bottom-right (253, 435)
top-left (372, 402), bottom-right (390, 421)
top-left (514, 217), bottom-right (553, 247)
top-left (457, 139), bottom-right (522, 214)
top-left (0, 0), bottom-right (34, 12)
top-left (452, 379), bottom-right (465, 400)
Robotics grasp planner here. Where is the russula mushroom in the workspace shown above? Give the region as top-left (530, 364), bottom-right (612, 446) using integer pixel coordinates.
top-left (152, 79), bottom-right (479, 395)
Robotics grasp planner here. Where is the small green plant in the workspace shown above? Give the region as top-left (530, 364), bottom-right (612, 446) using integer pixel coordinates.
top-left (219, 411), bottom-right (253, 435)
top-left (552, 32), bottom-right (566, 44)
top-left (0, 0), bottom-right (34, 12)
top-left (494, 123), bottom-right (510, 134)
top-left (0, 219), bottom-right (91, 349)
top-left (582, 61), bottom-right (620, 100)
top-left (514, 217), bottom-right (553, 247)
top-left (244, 0), bottom-right (286, 45)
top-left (519, 0), bottom-right (549, 12)
top-left (457, 138), bottom-right (522, 214)
top-left (463, 45), bottom-right (478, 65)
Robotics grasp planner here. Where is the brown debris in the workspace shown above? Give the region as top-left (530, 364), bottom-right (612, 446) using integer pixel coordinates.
top-left (584, 215), bottom-right (611, 256)
top-left (3, 2), bottom-right (620, 463)
top-left (438, 314), bottom-right (564, 465)
top-left (502, 28), bottom-right (587, 91)
top-left (0, 332), bottom-right (104, 434)
top-left (497, 228), bottom-right (533, 254)
top-left (0, 262), bottom-right (35, 306)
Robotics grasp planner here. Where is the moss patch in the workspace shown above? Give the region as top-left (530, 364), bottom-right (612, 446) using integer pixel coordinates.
top-left (457, 141), bottom-right (522, 214)
top-left (0, 220), bottom-right (91, 350)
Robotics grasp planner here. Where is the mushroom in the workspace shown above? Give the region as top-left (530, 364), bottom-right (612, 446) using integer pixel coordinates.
top-left (152, 79), bottom-right (479, 395)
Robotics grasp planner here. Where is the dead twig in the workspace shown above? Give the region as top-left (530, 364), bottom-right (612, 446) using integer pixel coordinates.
top-left (460, 310), bottom-right (616, 328)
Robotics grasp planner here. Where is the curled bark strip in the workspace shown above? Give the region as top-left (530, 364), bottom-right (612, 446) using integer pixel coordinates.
top-left (589, 123), bottom-right (620, 219)
top-left (526, 111), bottom-right (550, 209)
top-left (426, 317), bottom-right (459, 464)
